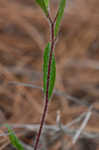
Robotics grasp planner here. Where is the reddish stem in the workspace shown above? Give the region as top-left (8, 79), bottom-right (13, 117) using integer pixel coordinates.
top-left (34, 97), bottom-right (48, 150)
top-left (34, 21), bottom-right (55, 150)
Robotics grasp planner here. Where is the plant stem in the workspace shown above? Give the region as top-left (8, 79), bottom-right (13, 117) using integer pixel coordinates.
top-left (34, 21), bottom-right (55, 150)
top-left (34, 97), bottom-right (48, 150)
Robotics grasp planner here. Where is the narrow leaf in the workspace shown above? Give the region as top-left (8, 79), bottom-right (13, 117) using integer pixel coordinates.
top-left (44, 0), bottom-right (49, 8)
top-left (36, 0), bottom-right (49, 16)
top-left (54, 0), bottom-right (66, 37)
top-left (43, 43), bottom-right (56, 100)
top-left (7, 125), bottom-right (24, 150)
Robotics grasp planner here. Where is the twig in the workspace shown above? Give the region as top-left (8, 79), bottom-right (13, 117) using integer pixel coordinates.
top-left (66, 112), bottom-right (86, 128)
top-left (8, 81), bottom-right (99, 116)
top-left (8, 81), bottom-right (43, 90)
top-left (2, 108), bottom-right (99, 140)
top-left (56, 110), bottom-right (62, 129)
top-left (1, 124), bottom-right (99, 139)
top-left (72, 106), bottom-right (93, 144)
top-left (20, 141), bottom-right (33, 150)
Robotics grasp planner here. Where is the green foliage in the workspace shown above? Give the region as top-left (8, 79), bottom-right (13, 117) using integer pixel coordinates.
top-left (43, 43), bottom-right (56, 100)
top-left (36, 0), bottom-right (49, 16)
top-left (54, 0), bottom-right (66, 37)
top-left (44, 0), bottom-right (49, 8)
top-left (6, 1), bottom-right (66, 149)
top-left (7, 125), bottom-right (24, 150)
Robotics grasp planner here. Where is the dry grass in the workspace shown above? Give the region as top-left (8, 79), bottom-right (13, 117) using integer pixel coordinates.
top-left (0, 0), bottom-right (99, 149)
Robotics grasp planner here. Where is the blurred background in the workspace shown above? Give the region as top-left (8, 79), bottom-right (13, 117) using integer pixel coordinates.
top-left (0, 0), bottom-right (99, 149)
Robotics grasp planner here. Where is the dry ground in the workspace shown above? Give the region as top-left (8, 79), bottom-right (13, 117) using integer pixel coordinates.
top-left (0, 0), bottom-right (99, 149)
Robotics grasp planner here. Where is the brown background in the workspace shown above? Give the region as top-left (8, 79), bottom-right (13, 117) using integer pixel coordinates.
top-left (0, 0), bottom-right (99, 149)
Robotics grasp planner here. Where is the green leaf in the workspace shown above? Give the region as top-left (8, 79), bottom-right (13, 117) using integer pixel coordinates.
top-left (54, 0), bottom-right (66, 37)
top-left (6, 125), bottom-right (24, 150)
top-left (44, 0), bottom-right (49, 8)
top-left (36, 0), bottom-right (49, 16)
top-left (43, 43), bottom-right (56, 100)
